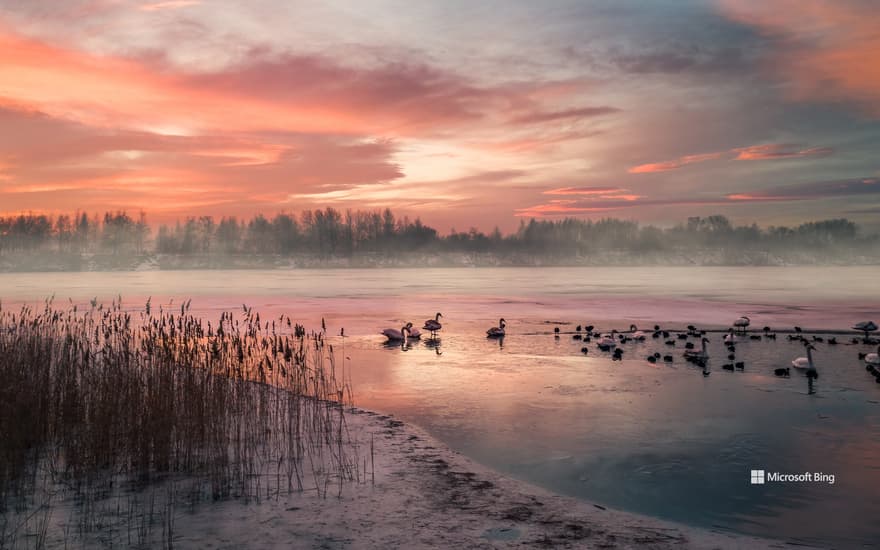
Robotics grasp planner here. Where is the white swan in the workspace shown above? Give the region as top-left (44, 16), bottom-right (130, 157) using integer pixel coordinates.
top-left (597, 330), bottom-right (617, 351)
top-left (406, 322), bottom-right (422, 339)
top-left (723, 328), bottom-right (738, 344)
top-left (865, 345), bottom-right (880, 366)
top-left (381, 324), bottom-right (411, 342)
top-left (684, 337), bottom-right (709, 363)
top-left (487, 318), bottom-right (506, 338)
top-left (423, 312), bottom-right (443, 336)
top-left (733, 316), bottom-right (750, 333)
top-left (629, 324), bottom-right (646, 341)
top-left (791, 343), bottom-right (817, 372)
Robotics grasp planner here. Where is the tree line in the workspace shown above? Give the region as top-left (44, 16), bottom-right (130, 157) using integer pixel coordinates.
top-left (0, 209), bottom-right (876, 263)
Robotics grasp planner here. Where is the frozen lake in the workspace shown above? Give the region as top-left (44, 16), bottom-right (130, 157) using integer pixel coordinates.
top-left (3, 266), bottom-right (879, 548)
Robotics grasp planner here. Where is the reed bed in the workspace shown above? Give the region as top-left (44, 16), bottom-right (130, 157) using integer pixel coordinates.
top-left (0, 299), bottom-right (361, 549)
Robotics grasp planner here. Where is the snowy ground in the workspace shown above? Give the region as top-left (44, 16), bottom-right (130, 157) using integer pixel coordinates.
top-left (155, 409), bottom-right (798, 549)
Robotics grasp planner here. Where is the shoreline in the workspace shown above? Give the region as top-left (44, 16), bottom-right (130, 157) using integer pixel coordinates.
top-left (165, 407), bottom-right (803, 549)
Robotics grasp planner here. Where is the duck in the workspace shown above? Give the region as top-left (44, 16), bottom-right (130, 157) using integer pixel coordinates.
top-left (722, 364), bottom-right (734, 371)
top-left (865, 345), bottom-right (880, 367)
top-left (774, 367), bottom-right (790, 377)
top-left (487, 318), bottom-right (506, 338)
top-left (422, 313), bottom-right (443, 337)
top-left (663, 355), bottom-right (674, 362)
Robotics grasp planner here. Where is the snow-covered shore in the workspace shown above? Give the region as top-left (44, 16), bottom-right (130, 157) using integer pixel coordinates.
top-left (160, 408), bottom-right (796, 549)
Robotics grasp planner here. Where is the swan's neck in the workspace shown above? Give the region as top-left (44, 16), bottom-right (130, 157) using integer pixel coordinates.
top-left (702, 340), bottom-right (707, 353)
top-left (807, 346), bottom-right (814, 368)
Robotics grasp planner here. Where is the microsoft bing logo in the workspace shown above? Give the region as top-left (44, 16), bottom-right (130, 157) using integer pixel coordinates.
top-left (750, 469), bottom-right (765, 484)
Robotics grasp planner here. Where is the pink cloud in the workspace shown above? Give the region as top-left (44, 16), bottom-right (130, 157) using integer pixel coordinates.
top-left (732, 143), bottom-right (833, 160)
top-left (0, 104), bottom-right (404, 219)
top-left (544, 186), bottom-right (625, 195)
top-left (628, 152), bottom-right (724, 173)
top-left (718, 0), bottom-right (880, 116)
top-left (0, 27), bottom-right (590, 139)
top-left (139, 1), bottom-right (201, 11)
top-left (630, 142), bottom-right (833, 173)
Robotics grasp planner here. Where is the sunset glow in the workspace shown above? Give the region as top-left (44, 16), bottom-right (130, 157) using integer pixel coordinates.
top-left (1, 1), bottom-right (878, 230)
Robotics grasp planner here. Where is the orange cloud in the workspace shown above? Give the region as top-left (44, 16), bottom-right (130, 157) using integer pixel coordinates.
top-left (543, 186), bottom-right (641, 201)
top-left (0, 104), bottom-right (404, 218)
top-left (726, 193), bottom-right (798, 202)
top-left (733, 144), bottom-right (833, 160)
top-left (514, 203), bottom-right (615, 217)
top-left (628, 152), bottom-right (723, 173)
top-left (718, 0), bottom-right (880, 116)
top-left (0, 26), bottom-right (595, 220)
top-left (630, 142), bottom-right (833, 173)
top-left (544, 186), bottom-right (623, 195)
top-left (0, 26), bottom-right (582, 139)
top-left (140, 1), bottom-right (201, 11)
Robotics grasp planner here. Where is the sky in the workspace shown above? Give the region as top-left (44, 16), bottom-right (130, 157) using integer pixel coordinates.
top-left (0, 0), bottom-right (878, 232)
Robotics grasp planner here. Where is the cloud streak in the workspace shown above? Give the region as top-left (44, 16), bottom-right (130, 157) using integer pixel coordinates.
top-left (139, 1), bottom-right (201, 11)
top-left (732, 143), bottom-right (833, 160)
top-left (628, 153), bottom-right (724, 174)
top-left (629, 143), bottom-right (833, 173)
top-left (518, 177), bottom-right (880, 217)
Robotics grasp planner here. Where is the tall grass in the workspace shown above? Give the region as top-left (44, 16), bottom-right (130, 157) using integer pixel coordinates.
top-left (0, 298), bottom-right (360, 548)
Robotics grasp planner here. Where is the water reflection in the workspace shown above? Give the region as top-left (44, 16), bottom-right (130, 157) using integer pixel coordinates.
top-left (423, 337), bottom-right (443, 355)
top-left (493, 335), bottom-right (505, 349)
top-left (382, 340), bottom-right (418, 352)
